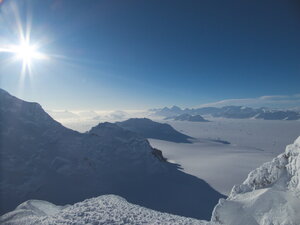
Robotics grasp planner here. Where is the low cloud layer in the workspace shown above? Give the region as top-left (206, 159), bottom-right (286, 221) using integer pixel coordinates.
top-left (199, 94), bottom-right (300, 109)
top-left (46, 109), bottom-right (151, 132)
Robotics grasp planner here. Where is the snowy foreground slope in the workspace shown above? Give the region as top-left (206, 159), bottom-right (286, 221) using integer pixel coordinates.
top-left (2, 137), bottom-right (300, 225)
top-left (0, 195), bottom-right (208, 225)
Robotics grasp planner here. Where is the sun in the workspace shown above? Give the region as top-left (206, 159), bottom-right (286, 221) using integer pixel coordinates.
top-left (0, 39), bottom-right (47, 76)
top-left (0, 1), bottom-right (51, 79)
top-left (10, 41), bottom-right (45, 69)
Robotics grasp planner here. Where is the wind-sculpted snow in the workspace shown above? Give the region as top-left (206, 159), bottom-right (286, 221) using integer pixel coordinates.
top-left (0, 195), bottom-right (210, 225)
top-left (211, 136), bottom-right (300, 225)
top-left (0, 89), bottom-right (224, 219)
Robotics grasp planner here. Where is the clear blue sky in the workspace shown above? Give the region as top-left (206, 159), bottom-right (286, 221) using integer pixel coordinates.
top-left (0, 0), bottom-right (300, 110)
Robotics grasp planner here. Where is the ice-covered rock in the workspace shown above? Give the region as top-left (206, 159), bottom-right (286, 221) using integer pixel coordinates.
top-left (211, 136), bottom-right (300, 225)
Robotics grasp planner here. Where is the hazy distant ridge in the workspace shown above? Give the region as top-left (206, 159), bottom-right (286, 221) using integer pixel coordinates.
top-left (152, 105), bottom-right (300, 120)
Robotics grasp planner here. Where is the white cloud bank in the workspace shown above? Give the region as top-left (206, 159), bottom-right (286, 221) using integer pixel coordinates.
top-left (198, 94), bottom-right (300, 109)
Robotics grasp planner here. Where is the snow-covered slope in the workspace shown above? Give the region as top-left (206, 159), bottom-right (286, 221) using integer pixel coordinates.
top-left (211, 136), bottom-right (300, 225)
top-left (0, 195), bottom-right (209, 225)
top-left (0, 89), bottom-right (224, 219)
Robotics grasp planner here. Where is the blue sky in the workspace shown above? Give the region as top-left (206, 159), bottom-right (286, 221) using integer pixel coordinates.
top-left (0, 0), bottom-right (300, 110)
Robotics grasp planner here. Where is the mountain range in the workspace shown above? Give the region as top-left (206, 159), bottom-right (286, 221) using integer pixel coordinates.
top-left (0, 89), bottom-right (224, 219)
top-left (152, 105), bottom-right (300, 120)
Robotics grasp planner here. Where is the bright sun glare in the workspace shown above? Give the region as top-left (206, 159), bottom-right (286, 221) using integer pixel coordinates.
top-left (11, 41), bottom-right (45, 67)
top-left (0, 3), bottom-right (49, 77)
top-left (0, 39), bottom-right (48, 76)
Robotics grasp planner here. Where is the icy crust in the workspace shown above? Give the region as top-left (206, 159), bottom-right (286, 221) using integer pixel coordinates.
top-left (0, 195), bottom-right (209, 225)
top-left (211, 136), bottom-right (300, 225)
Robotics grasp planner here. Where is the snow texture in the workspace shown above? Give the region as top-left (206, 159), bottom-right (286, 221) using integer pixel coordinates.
top-left (0, 195), bottom-right (209, 225)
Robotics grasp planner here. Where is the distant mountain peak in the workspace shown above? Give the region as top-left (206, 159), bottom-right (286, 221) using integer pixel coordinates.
top-left (153, 104), bottom-right (300, 120)
top-left (171, 105), bottom-right (182, 110)
top-left (116, 118), bottom-right (193, 143)
top-left (172, 114), bottom-right (209, 122)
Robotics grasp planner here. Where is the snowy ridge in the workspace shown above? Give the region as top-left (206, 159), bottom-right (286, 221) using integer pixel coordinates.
top-left (0, 195), bottom-right (208, 225)
top-left (211, 136), bottom-right (300, 225)
top-left (0, 88), bottom-right (224, 219)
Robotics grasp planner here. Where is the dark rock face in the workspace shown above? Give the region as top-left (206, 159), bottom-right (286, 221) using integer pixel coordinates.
top-left (0, 89), bottom-right (225, 220)
top-left (152, 148), bottom-right (167, 162)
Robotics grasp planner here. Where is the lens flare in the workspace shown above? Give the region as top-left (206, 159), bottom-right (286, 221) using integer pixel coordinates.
top-left (10, 41), bottom-right (46, 70)
top-left (0, 1), bottom-right (48, 78)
